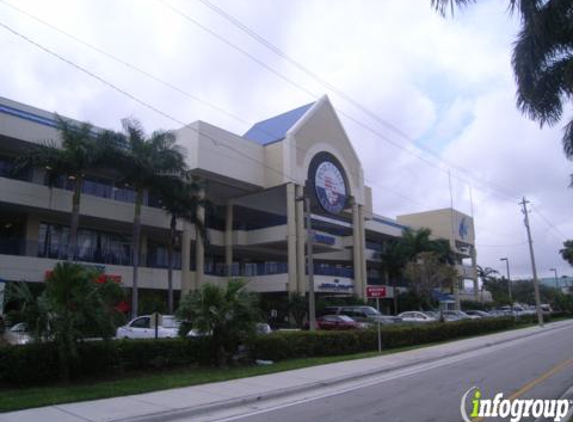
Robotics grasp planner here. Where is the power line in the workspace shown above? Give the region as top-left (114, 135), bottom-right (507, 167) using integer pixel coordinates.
top-left (192, 0), bottom-right (524, 203)
top-left (156, 0), bottom-right (523, 203)
top-left (2, 8), bottom-right (564, 249)
top-left (2, 0), bottom-right (523, 212)
top-left (0, 0), bottom-right (439, 211)
top-left (0, 0), bottom-right (432, 210)
top-left (0, 20), bottom-right (302, 187)
top-left (530, 204), bottom-right (568, 242)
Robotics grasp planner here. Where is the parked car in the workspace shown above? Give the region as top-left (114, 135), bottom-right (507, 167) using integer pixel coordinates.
top-left (398, 311), bottom-right (437, 323)
top-left (541, 304), bottom-right (553, 315)
top-left (324, 306), bottom-right (402, 325)
top-left (3, 322), bottom-right (32, 345)
top-left (305, 315), bottom-right (364, 330)
top-left (442, 310), bottom-right (475, 321)
top-left (116, 315), bottom-right (180, 339)
top-left (255, 322), bottom-right (273, 335)
top-left (464, 310), bottom-right (491, 318)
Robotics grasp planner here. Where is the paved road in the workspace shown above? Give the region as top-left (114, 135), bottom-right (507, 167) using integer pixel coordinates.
top-left (196, 323), bottom-right (573, 422)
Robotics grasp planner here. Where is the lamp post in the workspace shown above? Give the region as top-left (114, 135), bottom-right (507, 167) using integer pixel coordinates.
top-left (500, 258), bottom-right (512, 308)
top-left (550, 268), bottom-right (559, 291)
top-left (296, 196), bottom-right (316, 331)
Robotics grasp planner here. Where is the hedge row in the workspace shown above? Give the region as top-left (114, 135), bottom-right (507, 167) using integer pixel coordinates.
top-left (0, 338), bottom-right (212, 387)
top-left (248, 316), bottom-right (526, 361)
top-left (0, 314), bottom-right (551, 387)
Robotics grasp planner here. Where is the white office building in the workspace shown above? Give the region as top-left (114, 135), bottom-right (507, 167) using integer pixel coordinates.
top-left (0, 95), bottom-right (478, 306)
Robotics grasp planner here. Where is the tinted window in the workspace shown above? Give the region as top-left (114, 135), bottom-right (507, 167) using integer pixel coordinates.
top-left (130, 317), bottom-right (150, 329)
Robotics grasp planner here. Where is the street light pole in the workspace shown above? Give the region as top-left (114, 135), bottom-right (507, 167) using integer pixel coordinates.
top-left (297, 196), bottom-right (316, 331)
top-left (500, 257), bottom-right (512, 307)
top-left (550, 268), bottom-right (558, 291)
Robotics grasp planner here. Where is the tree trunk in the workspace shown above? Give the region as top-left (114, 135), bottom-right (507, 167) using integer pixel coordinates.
top-left (131, 189), bottom-right (144, 318)
top-left (67, 175), bottom-right (82, 261)
top-left (167, 214), bottom-right (176, 314)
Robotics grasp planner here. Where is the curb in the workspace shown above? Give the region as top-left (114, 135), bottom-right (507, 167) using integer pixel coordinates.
top-left (102, 321), bottom-right (572, 422)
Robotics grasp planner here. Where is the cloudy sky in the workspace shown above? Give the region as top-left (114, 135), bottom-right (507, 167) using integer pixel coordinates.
top-left (1, 0), bottom-right (571, 279)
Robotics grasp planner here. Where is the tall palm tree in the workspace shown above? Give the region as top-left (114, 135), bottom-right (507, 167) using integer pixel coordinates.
top-left (432, 0), bottom-right (573, 182)
top-left (476, 265), bottom-right (499, 301)
top-left (378, 240), bottom-right (409, 314)
top-left (156, 174), bottom-right (208, 314)
top-left (400, 227), bottom-right (435, 260)
top-left (117, 119), bottom-right (187, 317)
top-left (14, 115), bottom-right (117, 260)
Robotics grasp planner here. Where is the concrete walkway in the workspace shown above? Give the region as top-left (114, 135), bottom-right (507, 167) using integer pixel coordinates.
top-left (2, 319), bottom-right (572, 422)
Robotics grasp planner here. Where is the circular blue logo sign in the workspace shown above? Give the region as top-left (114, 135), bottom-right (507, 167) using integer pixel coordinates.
top-left (314, 161), bottom-right (347, 214)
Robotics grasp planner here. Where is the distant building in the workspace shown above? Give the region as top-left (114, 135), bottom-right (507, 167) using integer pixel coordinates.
top-left (540, 276), bottom-right (573, 294)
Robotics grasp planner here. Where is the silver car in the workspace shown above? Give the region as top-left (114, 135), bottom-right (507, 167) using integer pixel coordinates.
top-left (116, 315), bottom-right (180, 339)
top-left (4, 322), bottom-right (32, 345)
top-left (398, 311), bottom-right (437, 323)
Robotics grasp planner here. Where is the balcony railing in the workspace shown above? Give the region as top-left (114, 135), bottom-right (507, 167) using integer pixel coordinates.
top-left (1, 239), bottom-right (356, 279)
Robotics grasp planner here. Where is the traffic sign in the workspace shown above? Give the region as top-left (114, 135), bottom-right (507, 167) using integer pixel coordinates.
top-left (366, 286), bottom-right (387, 298)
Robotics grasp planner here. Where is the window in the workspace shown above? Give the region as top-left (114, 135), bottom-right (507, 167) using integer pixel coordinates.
top-left (130, 317), bottom-right (150, 329)
top-left (38, 223), bottom-right (131, 264)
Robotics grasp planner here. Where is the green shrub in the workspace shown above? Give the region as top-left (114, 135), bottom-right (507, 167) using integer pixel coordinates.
top-left (0, 314), bottom-right (559, 388)
top-left (248, 317), bottom-right (521, 361)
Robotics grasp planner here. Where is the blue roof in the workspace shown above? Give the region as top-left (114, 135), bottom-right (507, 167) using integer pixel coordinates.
top-left (243, 102), bottom-right (314, 145)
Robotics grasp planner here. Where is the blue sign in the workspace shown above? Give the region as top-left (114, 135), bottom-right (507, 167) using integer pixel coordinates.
top-left (459, 217), bottom-right (469, 240)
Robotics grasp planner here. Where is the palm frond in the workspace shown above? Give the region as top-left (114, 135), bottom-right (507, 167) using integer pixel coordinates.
top-left (563, 118), bottom-right (573, 159)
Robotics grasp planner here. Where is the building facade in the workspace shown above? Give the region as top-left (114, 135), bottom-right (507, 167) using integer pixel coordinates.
top-left (0, 95), bottom-right (477, 305)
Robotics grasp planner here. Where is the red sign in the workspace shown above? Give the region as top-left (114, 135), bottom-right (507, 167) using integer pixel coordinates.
top-left (366, 286), bottom-right (387, 298)
top-left (44, 270), bottom-right (122, 284)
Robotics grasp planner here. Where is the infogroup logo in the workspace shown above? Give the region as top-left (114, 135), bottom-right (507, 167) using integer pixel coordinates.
top-left (460, 387), bottom-right (570, 422)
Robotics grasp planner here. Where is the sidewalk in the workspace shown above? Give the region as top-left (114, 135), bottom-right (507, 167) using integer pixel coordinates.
top-left (2, 319), bottom-right (572, 422)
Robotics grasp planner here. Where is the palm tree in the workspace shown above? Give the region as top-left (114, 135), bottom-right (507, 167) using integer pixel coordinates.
top-left (116, 119), bottom-right (187, 317)
top-left (378, 240), bottom-right (409, 314)
top-left (14, 116), bottom-right (117, 260)
top-left (176, 279), bottom-right (260, 367)
top-left (156, 174), bottom-right (208, 314)
top-left (560, 240), bottom-right (573, 266)
top-left (400, 227), bottom-right (435, 260)
top-left (432, 0), bottom-right (573, 182)
top-left (476, 265), bottom-right (499, 301)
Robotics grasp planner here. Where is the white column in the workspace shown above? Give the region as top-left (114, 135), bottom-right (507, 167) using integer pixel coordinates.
top-left (181, 221), bottom-right (192, 296)
top-left (225, 203), bottom-right (233, 278)
top-left (286, 183), bottom-right (297, 293)
top-left (352, 201), bottom-right (363, 299)
top-left (295, 184), bottom-right (306, 294)
top-left (358, 204), bottom-right (367, 300)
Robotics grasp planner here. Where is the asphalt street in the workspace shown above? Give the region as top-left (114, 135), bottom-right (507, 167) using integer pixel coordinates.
top-left (195, 323), bottom-right (573, 422)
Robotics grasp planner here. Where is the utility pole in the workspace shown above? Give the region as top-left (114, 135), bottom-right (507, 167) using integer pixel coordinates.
top-left (520, 197), bottom-right (543, 327)
top-left (297, 196), bottom-right (316, 331)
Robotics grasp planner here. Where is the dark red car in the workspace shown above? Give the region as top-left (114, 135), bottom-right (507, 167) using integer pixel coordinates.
top-left (305, 315), bottom-right (363, 330)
